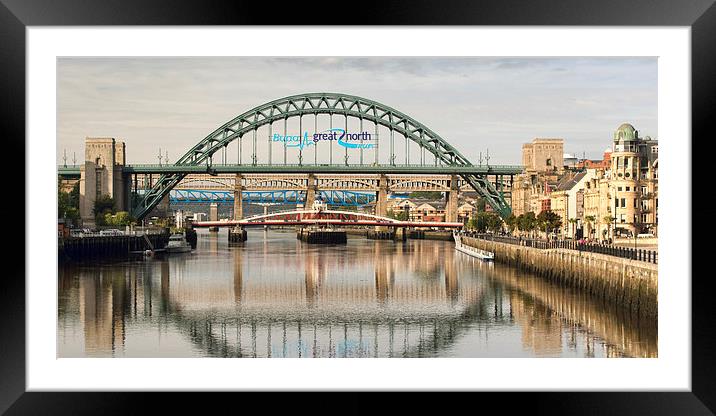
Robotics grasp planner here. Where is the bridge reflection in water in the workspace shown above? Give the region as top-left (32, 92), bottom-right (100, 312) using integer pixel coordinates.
top-left (57, 230), bottom-right (656, 358)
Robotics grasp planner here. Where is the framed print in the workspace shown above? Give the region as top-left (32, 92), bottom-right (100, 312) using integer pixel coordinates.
top-left (1, 0), bottom-right (713, 413)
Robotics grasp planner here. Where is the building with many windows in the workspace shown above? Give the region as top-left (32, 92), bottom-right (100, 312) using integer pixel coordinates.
top-left (522, 138), bottom-right (564, 173)
top-left (608, 123), bottom-right (658, 236)
top-left (549, 170), bottom-right (596, 238)
top-left (511, 123), bottom-right (658, 239)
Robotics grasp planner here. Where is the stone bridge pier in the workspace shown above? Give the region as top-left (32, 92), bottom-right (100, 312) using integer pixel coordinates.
top-left (376, 174), bottom-right (388, 218)
top-left (233, 173), bottom-right (244, 220)
top-left (305, 173), bottom-right (317, 208)
top-left (209, 203), bottom-right (219, 232)
top-left (445, 174), bottom-right (459, 223)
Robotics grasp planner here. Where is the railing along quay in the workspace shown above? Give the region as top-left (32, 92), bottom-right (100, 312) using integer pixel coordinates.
top-left (463, 232), bottom-right (657, 264)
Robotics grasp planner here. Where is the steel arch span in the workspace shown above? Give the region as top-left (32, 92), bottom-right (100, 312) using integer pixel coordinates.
top-left (131, 93), bottom-right (511, 220)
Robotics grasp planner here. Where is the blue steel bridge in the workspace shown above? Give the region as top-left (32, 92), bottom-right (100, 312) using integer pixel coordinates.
top-left (57, 93), bottom-right (524, 222)
top-left (169, 189), bottom-right (376, 207)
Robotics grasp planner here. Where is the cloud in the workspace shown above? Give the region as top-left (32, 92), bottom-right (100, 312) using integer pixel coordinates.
top-left (57, 57), bottom-right (657, 165)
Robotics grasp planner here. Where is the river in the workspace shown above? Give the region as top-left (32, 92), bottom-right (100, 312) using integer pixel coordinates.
top-left (57, 229), bottom-right (657, 358)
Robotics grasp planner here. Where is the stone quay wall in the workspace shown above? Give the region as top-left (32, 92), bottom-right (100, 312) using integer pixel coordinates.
top-left (461, 236), bottom-right (658, 319)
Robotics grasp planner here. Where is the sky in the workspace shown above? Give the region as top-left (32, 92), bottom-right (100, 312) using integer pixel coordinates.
top-left (57, 57), bottom-right (657, 165)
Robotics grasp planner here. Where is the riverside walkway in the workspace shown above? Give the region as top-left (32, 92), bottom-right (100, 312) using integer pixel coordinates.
top-left (462, 232), bottom-right (657, 264)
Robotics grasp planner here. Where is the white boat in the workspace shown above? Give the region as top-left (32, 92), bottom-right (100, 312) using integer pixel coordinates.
top-left (166, 233), bottom-right (192, 253)
top-left (453, 232), bottom-right (494, 261)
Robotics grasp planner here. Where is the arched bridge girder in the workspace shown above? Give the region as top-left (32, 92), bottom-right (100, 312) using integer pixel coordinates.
top-left (131, 93), bottom-right (511, 220)
top-left (175, 178), bottom-right (233, 190)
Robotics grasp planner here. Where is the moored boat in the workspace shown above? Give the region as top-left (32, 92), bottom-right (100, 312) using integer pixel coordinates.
top-left (453, 231), bottom-right (494, 261)
top-left (166, 233), bottom-right (192, 253)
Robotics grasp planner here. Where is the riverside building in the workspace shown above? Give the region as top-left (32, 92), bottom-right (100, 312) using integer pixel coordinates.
top-left (511, 123), bottom-right (658, 239)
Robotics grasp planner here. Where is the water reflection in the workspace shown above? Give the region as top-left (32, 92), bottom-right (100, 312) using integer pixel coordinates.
top-left (57, 230), bottom-right (657, 358)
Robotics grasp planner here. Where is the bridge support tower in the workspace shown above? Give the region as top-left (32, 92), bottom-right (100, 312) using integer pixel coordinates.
top-left (229, 226), bottom-right (247, 242)
top-left (368, 174), bottom-right (392, 239)
top-left (445, 174), bottom-right (459, 223)
top-left (209, 203), bottom-right (219, 232)
top-left (376, 174), bottom-right (388, 218)
top-left (233, 173), bottom-right (244, 220)
top-left (79, 137), bottom-right (128, 226)
top-left (305, 173), bottom-right (317, 208)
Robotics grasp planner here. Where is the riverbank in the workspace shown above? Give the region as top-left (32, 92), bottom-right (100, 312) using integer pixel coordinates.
top-left (461, 236), bottom-right (658, 319)
top-left (58, 231), bottom-right (170, 262)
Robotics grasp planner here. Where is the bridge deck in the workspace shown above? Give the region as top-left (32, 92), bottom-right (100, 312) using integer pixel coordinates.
top-left (58, 164), bottom-right (523, 176)
top-left (194, 219), bottom-right (463, 228)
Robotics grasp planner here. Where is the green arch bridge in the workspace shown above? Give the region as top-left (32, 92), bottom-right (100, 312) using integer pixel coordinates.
top-left (58, 93), bottom-right (524, 220)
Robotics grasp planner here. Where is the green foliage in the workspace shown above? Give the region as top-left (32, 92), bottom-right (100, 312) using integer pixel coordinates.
top-left (466, 216), bottom-right (478, 231)
top-left (153, 217), bottom-right (172, 228)
top-left (466, 211), bottom-right (503, 233)
top-left (536, 210), bottom-right (562, 233)
top-left (387, 208), bottom-right (409, 221)
top-left (504, 214), bottom-right (518, 233)
top-left (475, 198), bottom-right (486, 212)
top-left (93, 194), bottom-right (115, 216)
top-left (408, 191), bottom-right (443, 200)
top-left (104, 211), bottom-right (134, 226)
top-left (58, 181), bottom-right (80, 221)
top-left (517, 212), bottom-right (538, 234)
top-left (92, 194), bottom-right (116, 225)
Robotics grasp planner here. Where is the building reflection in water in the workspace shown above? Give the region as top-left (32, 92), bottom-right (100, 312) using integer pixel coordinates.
top-left (57, 230), bottom-right (657, 358)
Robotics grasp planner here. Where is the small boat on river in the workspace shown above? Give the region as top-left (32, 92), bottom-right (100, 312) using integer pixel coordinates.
top-left (453, 231), bottom-right (494, 261)
top-left (166, 233), bottom-right (192, 253)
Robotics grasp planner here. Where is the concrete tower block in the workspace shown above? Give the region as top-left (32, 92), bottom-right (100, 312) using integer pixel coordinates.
top-left (79, 137), bottom-right (127, 225)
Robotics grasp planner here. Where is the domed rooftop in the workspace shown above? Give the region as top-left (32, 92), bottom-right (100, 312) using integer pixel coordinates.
top-left (613, 122), bottom-right (639, 142)
top-left (617, 123), bottom-right (635, 133)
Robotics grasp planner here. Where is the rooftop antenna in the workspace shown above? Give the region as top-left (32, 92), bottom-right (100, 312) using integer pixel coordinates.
top-left (485, 149), bottom-right (490, 166)
top-left (62, 149), bottom-right (67, 167)
top-left (479, 151), bottom-right (483, 166)
top-left (165, 150), bottom-right (169, 165)
top-left (158, 148), bottom-right (163, 166)
top-left (73, 151), bottom-right (76, 166)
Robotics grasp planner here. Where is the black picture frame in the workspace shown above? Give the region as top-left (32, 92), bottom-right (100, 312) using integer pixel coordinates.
top-left (1, 0), bottom-right (712, 413)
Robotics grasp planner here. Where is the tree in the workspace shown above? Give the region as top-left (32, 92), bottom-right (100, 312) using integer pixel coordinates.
top-left (466, 212), bottom-right (488, 233)
top-left (466, 212), bottom-right (502, 233)
top-left (58, 181), bottom-right (80, 221)
top-left (475, 198), bottom-right (486, 212)
top-left (517, 212), bottom-right (537, 237)
top-left (93, 195), bottom-right (115, 225)
top-left (602, 215), bottom-right (615, 241)
top-left (387, 208), bottom-right (408, 221)
top-left (105, 211), bottom-right (134, 226)
top-left (568, 218), bottom-right (578, 238)
top-left (584, 215), bottom-right (596, 239)
top-left (485, 212), bottom-right (503, 233)
top-left (408, 191), bottom-right (443, 200)
top-left (537, 210), bottom-right (562, 238)
top-left (505, 214), bottom-right (518, 234)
